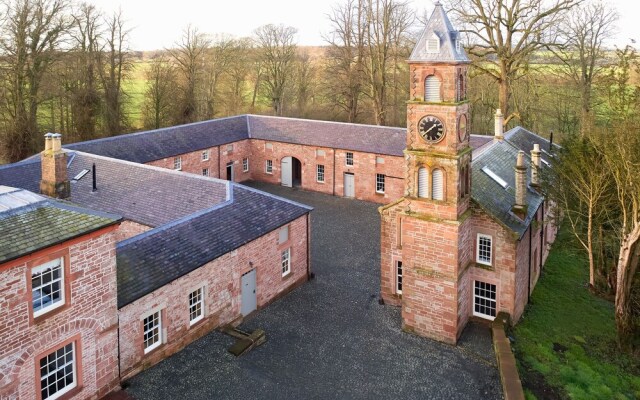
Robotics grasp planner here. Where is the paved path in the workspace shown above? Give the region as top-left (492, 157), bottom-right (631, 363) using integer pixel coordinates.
top-left (124, 182), bottom-right (502, 400)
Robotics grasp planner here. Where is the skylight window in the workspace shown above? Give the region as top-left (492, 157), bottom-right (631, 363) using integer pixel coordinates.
top-left (481, 166), bottom-right (508, 189)
top-left (541, 159), bottom-right (550, 167)
top-left (71, 169), bottom-right (89, 182)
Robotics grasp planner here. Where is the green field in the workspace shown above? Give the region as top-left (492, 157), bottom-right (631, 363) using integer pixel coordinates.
top-left (512, 228), bottom-right (640, 399)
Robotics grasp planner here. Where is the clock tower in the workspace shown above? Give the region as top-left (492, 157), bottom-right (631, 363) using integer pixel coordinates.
top-left (379, 2), bottom-right (473, 344)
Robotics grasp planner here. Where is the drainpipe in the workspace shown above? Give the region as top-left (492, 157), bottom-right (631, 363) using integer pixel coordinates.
top-left (540, 202), bottom-right (545, 270)
top-left (528, 224), bottom-right (532, 302)
top-left (306, 213), bottom-right (312, 279)
top-left (218, 146), bottom-right (221, 178)
top-left (332, 149), bottom-right (336, 196)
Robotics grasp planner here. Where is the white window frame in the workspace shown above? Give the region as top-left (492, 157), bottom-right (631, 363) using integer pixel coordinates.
top-left (201, 150), bottom-right (209, 161)
top-left (476, 234), bottom-right (493, 266)
top-left (427, 34), bottom-right (440, 53)
top-left (143, 311), bottom-right (162, 354)
top-left (345, 152), bottom-right (354, 166)
top-left (242, 158), bottom-right (249, 172)
top-left (202, 168), bottom-right (209, 177)
top-left (376, 173), bottom-right (385, 193)
top-left (473, 280), bottom-right (497, 320)
top-left (265, 160), bottom-right (273, 174)
top-left (279, 225), bottom-right (289, 244)
top-left (396, 260), bottom-right (403, 294)
top-left (281, 248), bottom-right (291, 277)
top-left (39, 342), bottom-right (76, 400)
top-left (317, 164), bottom-right (325, 183)
top-left (173, 156), bottom-right (182, 170)
top-left (189, 287), bottom-right (204, 326)
top-left (32, 258), bottom-right (65, 318)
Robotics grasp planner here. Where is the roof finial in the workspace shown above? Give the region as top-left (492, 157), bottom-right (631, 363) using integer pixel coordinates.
top-left (434, 0), bottom-right (442, 6)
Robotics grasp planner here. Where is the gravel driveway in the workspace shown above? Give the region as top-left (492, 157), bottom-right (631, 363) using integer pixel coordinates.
top-left (123, 182), bottom-right (502, 400)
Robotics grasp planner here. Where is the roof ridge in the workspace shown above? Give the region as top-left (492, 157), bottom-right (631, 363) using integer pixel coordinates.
top-left (247, 114), bottom-right (405, 131)
top-left (233, 183), bottom-right (313, 211)
top-left (65, 115), bottom-right (248, 148)
top-left (117, 194), bottom-right (235, 248)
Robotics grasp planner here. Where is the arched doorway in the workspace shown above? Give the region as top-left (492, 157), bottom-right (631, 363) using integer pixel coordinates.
top-left (281, 156), bottom-right (302, 187)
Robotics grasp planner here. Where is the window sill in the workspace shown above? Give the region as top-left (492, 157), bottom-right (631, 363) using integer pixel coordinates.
top-left (317, 181), bottom-right (325, 184)
top-left (189, 316), bottom-right (204, 328)
top-left (281, 272), bottom-right (292, 281)
top-left (474, 262), bottom-right (494, 271)
top-left (143, 342), bottom-right (163, 356)
top-left (32, 301), bottom-right (69, 325)
top-left (375, 191), bottom-right (385, 195)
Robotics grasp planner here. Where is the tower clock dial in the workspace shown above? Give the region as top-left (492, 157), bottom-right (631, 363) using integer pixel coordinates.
top-left (418, 115), bottom-right (445, 143)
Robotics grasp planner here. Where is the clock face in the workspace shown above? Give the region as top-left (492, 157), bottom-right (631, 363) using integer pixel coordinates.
top-left (458, 114), bottom-right (467, 141)
top-left (418, 115), bottom-right (445, 143)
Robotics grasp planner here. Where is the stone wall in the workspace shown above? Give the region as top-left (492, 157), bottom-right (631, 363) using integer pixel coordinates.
top-left (117, 215), bottom-right (309, 379)
top-left (0, 226), bottom-right (120, 400)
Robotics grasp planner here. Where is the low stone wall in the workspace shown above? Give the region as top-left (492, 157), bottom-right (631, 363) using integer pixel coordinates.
top-left (492, 312), bottom-right (525, 400)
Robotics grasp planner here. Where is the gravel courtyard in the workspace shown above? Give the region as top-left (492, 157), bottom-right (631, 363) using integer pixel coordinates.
top-left (123, 182), bottom-right (502, 400)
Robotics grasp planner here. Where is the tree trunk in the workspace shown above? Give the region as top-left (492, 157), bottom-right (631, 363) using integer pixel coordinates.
top-left (615, 224), bottom-right (640, 349)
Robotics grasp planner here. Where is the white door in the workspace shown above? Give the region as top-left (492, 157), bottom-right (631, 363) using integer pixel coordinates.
top-left (344, 173), bottom-right (355, 198)
top-left (281, 156), bottom-right (292, 187)
top-left (241, 269), bottom-right (257, 316)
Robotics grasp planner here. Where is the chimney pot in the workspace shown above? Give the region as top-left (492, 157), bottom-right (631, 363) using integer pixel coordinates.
top-left (44, 133), bottom-right (53, 152)
top-left (495, 109), bottom-right (504, 140)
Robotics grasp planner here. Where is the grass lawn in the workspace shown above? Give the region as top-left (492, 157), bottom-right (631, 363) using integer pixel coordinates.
top-left (512, 228), bottom-right (640, 400)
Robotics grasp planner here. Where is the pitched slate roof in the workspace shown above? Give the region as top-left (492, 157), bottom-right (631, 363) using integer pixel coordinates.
top-left (0, 187), bottom-right (121, 264)
top-left (0, 152), bottom-right (229, 227)
top-left (471, 140), bottom-right (544, 238)
top-left (247, 115), bottom-right (406, 156)
top-left (504, 126), bottom-right (559, 164)
top-left (116, 184), bottom-right (312, 308)
top-left (65, 115), bottom-right (248, 163)
top-left (409, 2), bottom-right (470, 63)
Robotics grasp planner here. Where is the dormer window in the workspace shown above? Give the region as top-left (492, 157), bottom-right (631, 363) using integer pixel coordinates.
top-left (426, 34), bottom-right (440, 53)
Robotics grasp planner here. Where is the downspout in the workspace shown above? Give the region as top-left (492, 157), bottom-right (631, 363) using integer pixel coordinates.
top-left (528, 225), bottom-right (532, 302)
top-left (332, 149), bottom-right (336, 196)
top-left (217, 146), bottom-right (221, 178)
top-left (117, 312), bottom-right (122, 385)
top-left (540, 202), bottom-right (545, 271)
top-left (306, 213), bottom-right (312, 279)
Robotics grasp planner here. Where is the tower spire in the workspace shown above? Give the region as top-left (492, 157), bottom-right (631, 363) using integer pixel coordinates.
top-left (409, 2), bottom-right (469, 63)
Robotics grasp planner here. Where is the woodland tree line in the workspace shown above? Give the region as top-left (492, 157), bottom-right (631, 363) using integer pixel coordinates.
top-left (0, 0), bottom-right (637, 348)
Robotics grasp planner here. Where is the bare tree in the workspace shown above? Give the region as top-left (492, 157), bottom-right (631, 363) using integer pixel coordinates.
top-left (168, 25), bottom-right (209, 124)
top-left (98, 9), bottom-right (131, 135)
top-left (554, 1), bottom-right (618, 136)
top-left (0, 0), bottom-right (69, 162)
top-left (452, 0), bottom-right (581, 125)
top-left (294, 51), bottom-right (316, 117)
top-left (324, 0), bottom-right (367, 122)
top-left (254, 24), bottom-right (297, 116)
top-left (68, 2), bottom-right (102, 140)
top-left (363, 0), bottom-right (412, 126)
top-left (142, 55), bottom-right (177, 129)
top-left (223, 37), bottom-right (251, 115)
top-left (201, 34), bottom-right (235, 119)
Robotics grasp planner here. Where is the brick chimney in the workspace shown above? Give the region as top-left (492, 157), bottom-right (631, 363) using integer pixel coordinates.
top-left (512, 150), bottom-right (527, 218)
top-left (40, 133), bottom-right (70, 199)
top-left (494, 109), bottom-right (504, 140)
top-left (530, 144), bottom-right (541, 188)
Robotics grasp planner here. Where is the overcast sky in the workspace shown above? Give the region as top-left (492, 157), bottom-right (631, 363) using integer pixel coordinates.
top-left (88, 0), bottom-right (639, 51)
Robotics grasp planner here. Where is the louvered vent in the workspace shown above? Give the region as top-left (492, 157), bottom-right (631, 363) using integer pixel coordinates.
top-left (425, 75), bottom-right (441, 102)
top-left (432, 169), bottom-right (444, 200)
top-left (418, 167), bottom-right (428, 198)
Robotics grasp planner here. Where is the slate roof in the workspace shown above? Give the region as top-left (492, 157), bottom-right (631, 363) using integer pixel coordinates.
top-left (65, 115), bottom-right (248, 163)
top-left (116, 184), bottom-right (312, 308)
top-left (0, 153), bottom-right (229, 227)
top-left (0, 187), bottom-right (121, 264)
top-left (409, 2), bottom-right (470, 63)
top-left (471, 140), bottom-right (544, 238)
top-left (504, 126), bottom-right (559, 164)
top-left (247, 115), bottom-right (406, 156)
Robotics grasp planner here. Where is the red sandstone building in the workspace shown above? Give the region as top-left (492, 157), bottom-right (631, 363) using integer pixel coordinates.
top-left (379, 4), bottom-right (556, 344)
top-left (0, 6), bottom-right (558, 399)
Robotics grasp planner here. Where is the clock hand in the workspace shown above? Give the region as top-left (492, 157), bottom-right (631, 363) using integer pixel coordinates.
top-left (424, 124), bottom-right (437, 134)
